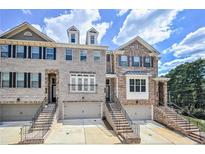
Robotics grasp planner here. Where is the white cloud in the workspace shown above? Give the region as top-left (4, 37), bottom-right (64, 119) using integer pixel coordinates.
top-left (113, 9), bottom-right (181, 45)
top-left (21, 9), bottom-right (32, 15)
top-left (43, 9), bottom-right (112, 43)
top-left (0, 29), bottom-right (3, 35)
top-left (31, 24), bottom-right (42, 32)
top-left (159, 53), bottom-right (205, 76)
top-left (159, 27), bottom-right (205, 76)
top-left (164, 27), bottom-right (205, 58)
top-left (117, 9), bottom-right (129, 16)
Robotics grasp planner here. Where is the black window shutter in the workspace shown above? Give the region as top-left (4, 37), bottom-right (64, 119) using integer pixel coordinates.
top-left (143, 57), bottom-right (146, 67)
top-left (8, 45), bottom-right (12, 58)
top-left (9, 72), bottom-right (13, 88)
top-left (39, 47), bottom-right (42, 59)
top-left (28, 73), bottom-right (31, 88)
top-left (13, 72), bottom-right (16, 88)
top-left (151, 57), bottom-right (154, 67)
top-left (24, 46), bottom-right (27, 58)
top-left (140, 56), bottom-right (143, 67)
top-left (127, 56), bottom-right (130, 66)
top-left (0, 72), bottom-right (1, 88)
top-left (131, 56), bottom-right (134, 66)
top-left (28, 46), bottom-right (31, 59)
top-left (13, 45), bottom-right (16, 58)
top-left (43, 47), bottom-right (46, 59)
top-left (54, 48), bottom-right (56, 60)
top-left (118, 55), bottom-right (121, 66)
top-left (38, 73), bottom-right (41, 88)
top-left (24, 73), bottom-right (27, 88)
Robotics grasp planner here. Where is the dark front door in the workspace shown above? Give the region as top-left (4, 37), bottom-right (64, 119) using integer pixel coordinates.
top-left (49, 77), bottom-right (56, 103)
top-left (106, 79), bottom-right (111, 102)
top-left (158, 82), bottom-right (164, 106)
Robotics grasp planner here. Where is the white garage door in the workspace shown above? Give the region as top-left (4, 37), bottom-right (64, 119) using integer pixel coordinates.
top-left (124, 105), bottom-right (152, 120)
top-left (1, 104), bottom-right (39, 121)
top-left (64, 102), bottom-right (101, 119)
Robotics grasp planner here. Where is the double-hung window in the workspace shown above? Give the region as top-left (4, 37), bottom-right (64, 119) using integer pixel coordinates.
top-left (144, 57), bottom-right (151, 67)
top-left (16, 46), bottom-right (24, 58)
top-left (93, 51), bottom-right (101, 62)
top-left (120, 55), bottom-right (128, 67)
top-left (46, 48), bottom-right (54, 60)
top-left (16, 73), bottom-right (24, 88)
top-left (2, 72), bottom-right (9, 88)
top-left (31, 47), bottom-right (40, 59)
top-left (132, 56), bottom-right (140, 67)
top-left (71, 34), bottom-right (76, 43)
top-left (66, 49), bottom-right (73, 61)
top-left (129, 79), bottom-right (146, 92)
top-left (1, 45), bottom-right (9, 58)
top-left (31, 73), bottom-right (39, 88)
top-left (80, 50), bottom-right (87, 62)
top-left (90, 35), bottom-right (95, 44)
top-left (70, 73), bottom-right (96, 93)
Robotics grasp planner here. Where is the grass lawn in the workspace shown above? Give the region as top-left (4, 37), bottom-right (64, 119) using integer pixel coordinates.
top-left (184, 116), bottom-right (205, 132)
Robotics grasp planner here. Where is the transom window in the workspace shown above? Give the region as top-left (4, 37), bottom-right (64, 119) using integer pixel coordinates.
top-left (132, 56), bottom-right (140, 67)
top-left (120, 55), bottom-right (128, 67)
top-left (2, 72), bottom-right (9, 88)
top-left (80, 50), bottom-right (87, 62)
top-left (31, 47), bottom-right (40, 59)
top-left (70, 73), bottom-right (96, 93)
top-left (1, 45), bottom-right (9, 58)
top-left (93, 51), bottom-right (101, 62)
top-left (66, 49), bottom-right (73, 61)
top-left (46, 48), bottom-right (54, 60)
top-left (90, 35), bottom-right (95, 44)
top-left (31, 73), bottom-right (39, 88)
top-left (71, 34), bottom-right (76, 43)
top-left (16, 46), bottom-right (24, 58)
top-left (129, 79), bottom-right (146, 92)
top-left (16, 73), bottom-right (24, 88)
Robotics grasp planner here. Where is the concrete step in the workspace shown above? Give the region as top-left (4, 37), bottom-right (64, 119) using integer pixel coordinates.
top-left (116, 127), bottom-right (132, 131)
top-left (117, 129), bottom-right (133, 134)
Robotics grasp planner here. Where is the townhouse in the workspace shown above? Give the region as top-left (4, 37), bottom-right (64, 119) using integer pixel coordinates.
top-left (0, 22), bottom-right (168, 122)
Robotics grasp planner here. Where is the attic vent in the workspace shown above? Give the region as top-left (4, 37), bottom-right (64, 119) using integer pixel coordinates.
top-left (24, 31), bottom-right (32, 37)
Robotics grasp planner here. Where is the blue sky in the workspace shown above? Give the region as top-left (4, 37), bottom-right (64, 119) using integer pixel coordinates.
top-left (0, 9), bottom-right (205, 76)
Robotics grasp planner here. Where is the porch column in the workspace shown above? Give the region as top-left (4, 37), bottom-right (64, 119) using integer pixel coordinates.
top-left (164, 82), bottom-right (168, 107)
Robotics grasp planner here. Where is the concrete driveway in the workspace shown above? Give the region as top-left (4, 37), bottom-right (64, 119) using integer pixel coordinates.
top-left (0, 120), bottom-right (198, 145)
top-left (0, 121), bottom-right (30, 145)
top-left (136, 120), bottom-right (198, 145)
top-left (44, 119), bottom-right (121, 144)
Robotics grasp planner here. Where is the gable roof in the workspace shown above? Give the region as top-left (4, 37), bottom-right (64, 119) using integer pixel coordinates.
top-left (67, 25), bottom-right (80, 32)
top-left (0, 22), bottom-right (55, 42)
top-left (115, 36), bottom-right (160, 55)
top-left (87, 27), bottom-right (99, 34)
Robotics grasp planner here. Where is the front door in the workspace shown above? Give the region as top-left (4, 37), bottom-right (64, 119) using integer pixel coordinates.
top-left (106, 79), bottom-right (111, 102)
top-left (51, 78), bottom-right (56, 103)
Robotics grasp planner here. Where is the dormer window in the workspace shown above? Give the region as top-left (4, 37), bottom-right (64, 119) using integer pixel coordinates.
top-left (86, 27), bottom-right (99, 45)
top-left (67, 26), bottom-right (80, 44)
top-left (71, 33), bottom-right (76, 43)
top-left (90, 35), bottom-right (95, 44)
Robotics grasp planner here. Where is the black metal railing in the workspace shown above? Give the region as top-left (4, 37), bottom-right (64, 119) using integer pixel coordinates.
top-left (68, 84), bottom-right (98, 93)
top-left (20, 98), bottom-right (58, 143)
top-left (112, 95), bottom-right (140, 138)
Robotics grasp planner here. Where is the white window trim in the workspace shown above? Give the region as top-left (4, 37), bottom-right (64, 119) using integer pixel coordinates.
top-left (0, 45), bottom-right (9, 58)
top-left (46, 47), bottom-right (54, 60)
top-left (30, 73), bottom-right (39, 88)
top-left (16, 45), bottom-right (24, 58)
top-left (93, 51), bottom-right (101, 62)
top-left (31, 46), bottom-right (40, 59)
top-left (126, 75), bottom-right (149, 100)
top-left (16, 72), bottom-right (24, 88)
top-left (69, 32), bottom-right (79, 44)
top-left (65, 48), bottom-right (73, 61)
top-left (80, 50), bottom-right (87, 62)
top-left (1, 72), bottom-right (10, 88)
top-left (70, 73), bottom-right (96, 93)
